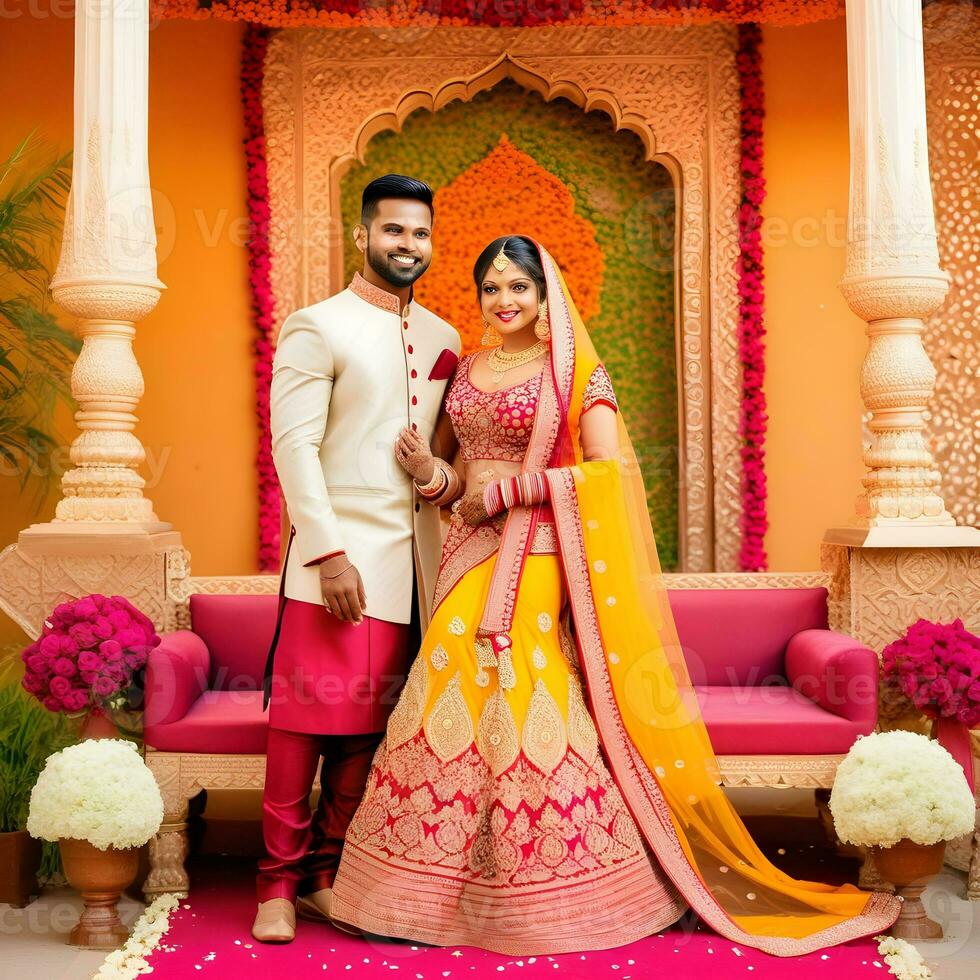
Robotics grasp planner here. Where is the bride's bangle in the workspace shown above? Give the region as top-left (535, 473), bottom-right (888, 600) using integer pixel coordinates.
top-left (483, 481), bottom-right (505, 518)
top-left (427, 460), bottom-right (462, 507)
top-left (415, 462), bottom-right (446, 495)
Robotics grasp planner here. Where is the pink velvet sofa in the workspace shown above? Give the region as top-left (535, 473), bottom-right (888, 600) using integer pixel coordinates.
top-left (141, 582), bottom-right (879, 898)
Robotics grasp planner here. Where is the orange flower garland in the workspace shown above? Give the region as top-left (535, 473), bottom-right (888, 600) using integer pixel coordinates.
top-left (415, 135), bottom-right (603, 353)
top-left (155, 0), bottom-right (843, 30)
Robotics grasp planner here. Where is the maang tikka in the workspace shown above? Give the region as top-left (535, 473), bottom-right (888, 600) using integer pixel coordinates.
top-left (484, 245), bottom-right (510, 344)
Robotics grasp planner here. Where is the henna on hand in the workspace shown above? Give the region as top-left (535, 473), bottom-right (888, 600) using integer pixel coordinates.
top-left (394, 426), bottom-right (435, 483)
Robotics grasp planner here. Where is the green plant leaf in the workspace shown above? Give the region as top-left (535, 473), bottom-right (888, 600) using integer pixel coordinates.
top-left (0, 134), bottom-right (75, 508)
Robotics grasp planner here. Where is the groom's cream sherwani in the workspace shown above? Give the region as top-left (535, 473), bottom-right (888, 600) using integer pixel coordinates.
top-left (270, 272), bottom-right (460, 633)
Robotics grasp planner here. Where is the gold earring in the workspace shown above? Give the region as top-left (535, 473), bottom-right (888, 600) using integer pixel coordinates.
top-left (534, 300), bottom-right (550, 341)
top-left (482, 319), bottom-right (498, 347)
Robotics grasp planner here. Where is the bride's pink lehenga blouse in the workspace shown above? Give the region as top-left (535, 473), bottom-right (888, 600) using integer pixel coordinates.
top-left (328, 353), bottom-right (686, 954)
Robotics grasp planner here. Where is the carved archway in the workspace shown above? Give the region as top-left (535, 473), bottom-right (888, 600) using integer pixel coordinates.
top-left (263, 24), bottom-right (742, 573)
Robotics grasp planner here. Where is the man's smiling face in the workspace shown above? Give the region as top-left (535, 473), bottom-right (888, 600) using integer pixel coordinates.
top-left (359, 198), bottom-right (433, 288)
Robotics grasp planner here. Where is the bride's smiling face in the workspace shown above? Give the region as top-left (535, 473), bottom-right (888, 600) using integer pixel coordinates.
top-left (479, 264), bottom-right (540, 337)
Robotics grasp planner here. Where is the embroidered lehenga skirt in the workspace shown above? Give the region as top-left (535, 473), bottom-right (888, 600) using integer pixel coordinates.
top-left (329, 547), bottom-right (685, 954)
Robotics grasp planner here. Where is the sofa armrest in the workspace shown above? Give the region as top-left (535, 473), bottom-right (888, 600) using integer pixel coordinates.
top-left (144, 631), bottom-right (212, 727)
top-left (785, 628), bottom-right (878, 727)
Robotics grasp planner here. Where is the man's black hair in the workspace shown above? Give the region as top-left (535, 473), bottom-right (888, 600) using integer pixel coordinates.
top-left (360, 174), bottom-right (434, 225)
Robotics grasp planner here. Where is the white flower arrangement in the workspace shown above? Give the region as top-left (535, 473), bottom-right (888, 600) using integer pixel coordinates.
top-left (93, 893), bottom-right (182, 980)
top-left (830, 731), bottom-right (976, 848)
top-left (875, 936), bottom-right (932, 980)
top-left (27, 739), bottom-right (164, 850)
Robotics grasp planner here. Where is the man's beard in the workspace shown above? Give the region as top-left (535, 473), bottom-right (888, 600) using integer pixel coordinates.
top-left (366, 239), bottom-right (430, 288)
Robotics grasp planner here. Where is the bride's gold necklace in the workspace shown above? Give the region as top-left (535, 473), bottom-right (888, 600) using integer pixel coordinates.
top-left (486, 340), bottom-right (548, 385)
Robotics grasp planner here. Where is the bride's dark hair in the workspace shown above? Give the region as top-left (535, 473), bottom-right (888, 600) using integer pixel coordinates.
top-left (473, 236), bottom-right (546, 299)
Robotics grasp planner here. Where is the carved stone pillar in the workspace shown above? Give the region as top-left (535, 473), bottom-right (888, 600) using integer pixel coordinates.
top-left (822, 1), bottom-right (979, 647)
top-left (838, 0), bottom-right (954, 529)
top-left (0, 0), bottom-right (189, 638)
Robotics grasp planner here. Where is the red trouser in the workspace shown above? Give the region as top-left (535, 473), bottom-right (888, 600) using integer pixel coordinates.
top-left (256, 727), bottom-right (383, 903)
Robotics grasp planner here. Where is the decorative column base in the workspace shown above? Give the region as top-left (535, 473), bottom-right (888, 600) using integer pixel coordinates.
top-left (821, 525), bottom-right (980, 650)
top-left (0, 525), bottom-right (191, 639)
top-left (822, 526), bottom-right (980, 897)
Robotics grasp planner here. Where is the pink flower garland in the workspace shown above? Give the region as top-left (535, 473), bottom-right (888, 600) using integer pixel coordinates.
top-left (241, 24), bottom-right (281, 573)
top-left (736, 24), bottom-right (769, 572)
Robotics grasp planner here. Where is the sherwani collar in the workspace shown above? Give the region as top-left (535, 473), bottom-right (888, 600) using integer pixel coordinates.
top-left (350, 271), bottom-right (413, 317)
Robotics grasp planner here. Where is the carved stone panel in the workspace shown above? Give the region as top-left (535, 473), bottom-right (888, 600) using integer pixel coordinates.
top-left (263, 25), bottom-right (743, 573)
top-left (821, 541), bottom-right (980, 651)
top-left (0, 532), bottom-right (191, 639)
top-left (923, 6), bottom-right (980, 527)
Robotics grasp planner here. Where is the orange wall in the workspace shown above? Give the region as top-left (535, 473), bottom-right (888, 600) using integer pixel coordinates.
top-left (0, 16), bottom-right (867, 650)
top-left (761, 17), bottom-right (868, 571)
top-left (0, 18), bottom-right (254, 651)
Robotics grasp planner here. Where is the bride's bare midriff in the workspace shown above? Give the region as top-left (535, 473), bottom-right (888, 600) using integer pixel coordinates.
top-left (461, 458), bottom-right (523, 494)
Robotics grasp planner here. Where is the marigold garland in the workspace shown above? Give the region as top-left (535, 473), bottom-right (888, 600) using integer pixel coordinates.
top-left (736, 22), bottom-right (768, 572)
top-left (414, 135), bottom-right (603, 353)
top-left (157, 0), bottom-right (842, 30)
top-left (241, 24), bottom-right (281, 573)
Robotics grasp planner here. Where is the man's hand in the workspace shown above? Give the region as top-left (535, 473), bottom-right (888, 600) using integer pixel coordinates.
top-left (318, 553), bottom-right (367, 625)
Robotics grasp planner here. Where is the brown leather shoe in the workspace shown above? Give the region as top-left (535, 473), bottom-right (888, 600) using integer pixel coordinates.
top-left (251, 898), bottom-right (296, 943)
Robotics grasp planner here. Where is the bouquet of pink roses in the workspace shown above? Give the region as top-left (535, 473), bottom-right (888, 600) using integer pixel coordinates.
top-left (20, 594), bottom-right (161, 716)
top-left (881, 617), bottom-right (980, 728)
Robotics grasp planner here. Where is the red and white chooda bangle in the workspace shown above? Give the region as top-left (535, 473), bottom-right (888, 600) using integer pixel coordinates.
top-left (483, 471), bottom-right (551, 518)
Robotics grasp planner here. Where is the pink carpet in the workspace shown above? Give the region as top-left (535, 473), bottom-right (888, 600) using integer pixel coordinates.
top-left (142, 853), bottom-right (891, 979)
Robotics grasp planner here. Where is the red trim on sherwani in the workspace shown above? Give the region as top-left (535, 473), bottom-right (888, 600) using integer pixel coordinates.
top-left (302, 549), bottom-right (346, 568)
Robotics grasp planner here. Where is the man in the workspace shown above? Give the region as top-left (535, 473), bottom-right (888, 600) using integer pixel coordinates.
top-left (253, 175), bottom-right (460, 942)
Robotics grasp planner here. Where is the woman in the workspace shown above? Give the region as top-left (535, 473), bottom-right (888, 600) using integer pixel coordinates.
top-left (328, 236), bottom-right (899, 955)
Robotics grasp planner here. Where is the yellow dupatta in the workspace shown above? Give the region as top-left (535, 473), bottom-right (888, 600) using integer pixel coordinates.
top-left (478, 240), bottom-right (899, 955)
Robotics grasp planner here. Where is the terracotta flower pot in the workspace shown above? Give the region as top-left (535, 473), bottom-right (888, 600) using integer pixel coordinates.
top-left (0, 830), bottom-right (43, 907)
top-left (59, 837), bottom-right (139, 948)
top-left (79, 709), bottom-right (119, 741)
top-left (871, 838), bottom-right (946, 940)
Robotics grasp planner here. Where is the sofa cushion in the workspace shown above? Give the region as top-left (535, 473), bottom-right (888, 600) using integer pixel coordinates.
top-left (144, 686), bottom-right (870, 758)
top-left (144, 690), bottom-right (268, 754)
top-left (668, 588), bottom-right (829, 686)
top-left (696, 685), bottom-right (872, 756)
top-left (189, 593), bottom-right (280, 691)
